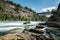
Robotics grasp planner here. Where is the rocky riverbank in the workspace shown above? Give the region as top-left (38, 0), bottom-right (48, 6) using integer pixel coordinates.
top-left (0, 24), bottom-right (54, 40)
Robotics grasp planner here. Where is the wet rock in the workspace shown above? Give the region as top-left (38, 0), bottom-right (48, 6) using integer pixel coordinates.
top-left (36, 25), bottom-right (44, 29)
top-left (46, 13), bottom-right (60, 28)
top-left (46, 3), bottom-right (60, 28)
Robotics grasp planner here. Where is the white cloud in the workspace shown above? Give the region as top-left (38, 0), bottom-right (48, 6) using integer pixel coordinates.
top-left (40, 6), bottom-right (56, 13)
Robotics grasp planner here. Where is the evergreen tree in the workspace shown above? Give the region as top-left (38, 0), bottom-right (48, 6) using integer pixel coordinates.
top-left (57, 3), bottom-right (60, 11)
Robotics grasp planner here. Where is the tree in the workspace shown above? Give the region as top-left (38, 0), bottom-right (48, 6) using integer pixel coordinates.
top-left (16, 4), bottom-right (21, 7)
top-left (7, 1), bottom-right (13, 4)
top-left (0, 0), bottom-right (5, 1)
top-left (0, 4), bottom-right (5, 11)
top-left (25, 6), bottom-right (36, 13)
top-left (25, 6), bottom-right (28, 9)
top-left (57, 3), bottom-right (60, 11)
top-left (51, 9), bottom-right (56, 14)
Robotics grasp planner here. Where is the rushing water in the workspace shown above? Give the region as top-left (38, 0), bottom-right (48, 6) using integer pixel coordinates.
top-left (0, 21), bottom-right (46, 35)
top-left (0, 21), bottom-right (59, 40)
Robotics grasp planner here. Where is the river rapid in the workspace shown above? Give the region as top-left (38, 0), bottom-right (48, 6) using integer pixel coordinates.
top-left (0, 21), bottom-right (60, 40)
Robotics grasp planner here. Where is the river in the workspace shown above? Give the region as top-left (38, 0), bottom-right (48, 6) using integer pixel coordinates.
top-left (0, 21), bottom-right (60, 40)
top-left (0, 21), bottom-right (46, 33)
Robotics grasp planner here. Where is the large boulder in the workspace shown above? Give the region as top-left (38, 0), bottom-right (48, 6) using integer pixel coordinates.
top-left (46, 13), bottom-right (60, 28)
top-left (46, 3), bottom-right (60, 28)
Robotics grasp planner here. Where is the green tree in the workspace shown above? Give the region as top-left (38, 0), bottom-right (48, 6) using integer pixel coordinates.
top-left (25, 6), bottom-right (36, 13)
top-left (16, 4), bottom-right (21, 7)
top-left (0, 4), bottom-right (5, 11)
top-left (25, 7), bottom-right (28, 9)
top-left (57, 3), bottom-right (60, 11)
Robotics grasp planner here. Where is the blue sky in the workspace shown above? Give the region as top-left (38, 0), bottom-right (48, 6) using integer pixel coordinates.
top-left (11, 0), bottom-right (60, 13)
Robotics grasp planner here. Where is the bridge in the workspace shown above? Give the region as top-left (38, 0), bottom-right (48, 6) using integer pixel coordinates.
top-left (38, 13), bottom-right (53, 17)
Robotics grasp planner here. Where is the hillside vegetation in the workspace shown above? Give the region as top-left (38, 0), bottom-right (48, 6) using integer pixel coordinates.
top-left (0, 0), bottom-right (40, 21)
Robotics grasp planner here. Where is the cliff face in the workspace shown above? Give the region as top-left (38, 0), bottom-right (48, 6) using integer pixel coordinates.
top-left (0, 0), bottom-right (40, 21)
top-left (47, 14), bottom-right (60, 28)
top-left (46, 3), bottom-right (60, 28)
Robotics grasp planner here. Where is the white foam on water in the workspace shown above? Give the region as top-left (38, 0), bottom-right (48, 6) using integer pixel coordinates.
top-left (0, 27), bottom-right (25, 32)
